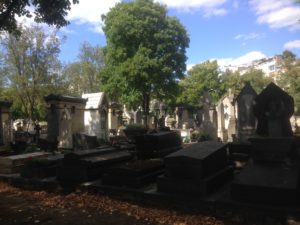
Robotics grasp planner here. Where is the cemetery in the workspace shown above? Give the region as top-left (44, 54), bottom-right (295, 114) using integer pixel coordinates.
top-left (0, 82), bottom-right (300, 224)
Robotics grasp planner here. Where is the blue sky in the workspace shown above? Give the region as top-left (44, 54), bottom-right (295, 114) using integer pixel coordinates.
top-left (54, 0), bottom-right (300, 69)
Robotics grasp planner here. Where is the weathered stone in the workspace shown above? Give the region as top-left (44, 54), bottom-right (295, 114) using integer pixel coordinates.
top-left (158, 141), bottom-right (233, 196)
top-left (102, 159), bottom-right (164, 188)
top-left (164, 141), bottom-right (228, 179)
top-left (0, 152), bottom-right (50, 174)
top-left (231, 159), bottom-right (300, 204)
top-left (135, 131), bottom-right (182, 159)
top-left (236, 82), bottom-right (257, 142)
top-left (253, 82), bottom-right (294, 137)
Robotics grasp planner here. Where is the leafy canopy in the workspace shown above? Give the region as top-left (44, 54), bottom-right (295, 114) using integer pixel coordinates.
top-left (0, 0), bottom-right (79, 35)
top-left (101, 0), bottom-right (189, 109)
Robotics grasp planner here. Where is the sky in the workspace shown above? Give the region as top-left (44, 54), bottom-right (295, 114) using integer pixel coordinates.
top-left (27, 0), bottom-right (300, 70)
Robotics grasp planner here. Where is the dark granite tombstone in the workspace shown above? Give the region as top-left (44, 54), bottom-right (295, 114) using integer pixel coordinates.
top-left (236, 82), bottom-right (257, 142)
top-left (57, 147), bottom-right (133, 187)
top-left (102, 159), bottom-right (164, 188)
top-left (157, 141), bottom-right (233, 196)
top-left (231, 82), bottom-right (300, 204)
top-left (135, 131), bottom-right (182, 159)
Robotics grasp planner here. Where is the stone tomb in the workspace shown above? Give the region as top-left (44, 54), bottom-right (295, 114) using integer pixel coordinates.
top-left (157, 141), bottom-right (233, 196)
top-left (231, 83), bottom-right (300, 204)
top-left (135, 131), bottom-right (182, 159)
top-left (235, 82), bottom-right (257, 143)
top-left (0, 152), bottom-right (50, 174)
top-left (21, 154), bottom-right (64, 178)
top-left (102, 159), bottom-right (164, 188)
top-left (57, 147), bottom-right (132, 186)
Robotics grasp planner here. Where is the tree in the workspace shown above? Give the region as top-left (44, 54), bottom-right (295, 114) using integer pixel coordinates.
top-left (178, 60), bottom-right (224, 107)
top-left (278, 50), bottom-right (300, 114)
top-left (64, 42), bottom-right (105, 96)
top-left (0, 25), bottom-right (66, 120)
top-left (221, 68), bottom-right (271, 97)
top-left (101, 0), bottom-right (189, 119)
top-left (0, 0), bottom-right (79, 35)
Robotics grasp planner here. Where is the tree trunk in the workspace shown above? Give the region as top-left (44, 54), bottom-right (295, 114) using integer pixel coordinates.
top-left (142, 93), bottom-right (150, 127)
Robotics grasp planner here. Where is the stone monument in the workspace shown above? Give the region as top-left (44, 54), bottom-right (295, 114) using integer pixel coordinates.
top-left (231, 83), bottom-right (300, 204)
top-left (236, 82), bottom-right (257, 142)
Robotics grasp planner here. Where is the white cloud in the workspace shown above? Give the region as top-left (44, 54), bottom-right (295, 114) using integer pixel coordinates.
top-left (234, 32), bottom-right (265, 40)
top-left (284, 40), bottom-right (300, 50)
top-left (250, 0), bottom-right (300, 31)
top-left (67, 0), bottom-right (121, 33)
top-left (215, 51), bottom-right (267, 67)
top-left (156, 0), bottom-right (228, 17)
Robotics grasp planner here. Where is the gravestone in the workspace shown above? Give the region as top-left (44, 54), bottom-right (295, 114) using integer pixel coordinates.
top-left (236, 82), bottom-right (257, 142)
top-left (0, 101), bottom-right (12, 146)
top-left (135, 131), bottom-right (182, 159)
top-left (102, 159), bottom-right (164, 188)
top-left (57, 147), bottom-right (133, 186)
top-left (133, 108), bottom-right (142, 124)
top-left (157, 141), bottom-right (233, 196)
top-left (216, 101), bottom-right (227, 141)
top-left (0, 152), bottom-right (50, 174)
top-left (231, 83), bottom-right (300, 204)
top-left (200, 91), bottom-right (217, 140)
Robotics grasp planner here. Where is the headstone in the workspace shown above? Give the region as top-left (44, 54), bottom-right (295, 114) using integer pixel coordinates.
top-left (0, 152), bottom-right (50, 174)
top-left (57, 147), bottom-right (133, 185)
top-left (102, 159), bottom-right (164, 188)
top-left (135, 131), bottom-right (182, 159)
top-left (216, 101), bottom-right (227, 141)
top-left (0, 101), bottom-right (12, 146)
top-left (200, 91), bottom-right (217, 140)
top-left (133, 108), bottom-right (142, 124)
top-left (157, 141), bottom-right (233, 196)
top-left (236, 82), bottom-right (257, 142)
top-left (231, 83), bottom-right (300, 204)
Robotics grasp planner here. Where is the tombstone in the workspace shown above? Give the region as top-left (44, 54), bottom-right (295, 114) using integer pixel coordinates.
top-left (135, 131), bottom-right (182, 159)
top-left (0, 101), bottom-right (12, 146)
top-left (216, 101), bottom-right (227, 141)
top-left (57, 147), bottom-right (132, 187)
top-left (231, 83), bottom-right (300, 204)
top-left (221, 90), bottom-right (236, 142)
top-left (82, 92), bottom-right (109, 140)
top-left (200, 91), bottom-right (217, 140)
top-left (157, 141), bottom-right (233, 196)
top-left (44, 94), bottom-right (87, 149)
top-left (133, 107), bottom-right (142, 124)
top-left (236, 82), bottom-right (257, 142)
top-left (102, 159), bottom-right (164, 188)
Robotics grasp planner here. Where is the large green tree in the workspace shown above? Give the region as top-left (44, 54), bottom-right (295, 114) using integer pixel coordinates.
top-left (178, 60), bottom-right (224, 107)
top-left (278, 50), bottom-right (300, 114)
top-left (0, 0), bottom-right (79, 34)
top-left (221, 68), bottom-right (271, 96)
top-left (0, 25), bottom-right (66, 120)
top-left (64, 42), bottom-right (105, 96)
top-left (102, 0), bottom-right (189, 116)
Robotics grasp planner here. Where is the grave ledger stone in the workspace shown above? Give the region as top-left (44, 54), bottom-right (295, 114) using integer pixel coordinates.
top-left (231, 82), bottom-right (300, 204)
top-left (157, 141), bottom-right (233, 196)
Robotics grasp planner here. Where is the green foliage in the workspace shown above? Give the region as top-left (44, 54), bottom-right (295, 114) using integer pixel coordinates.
top-left (178, 60), bottom-right (224, 106)
top-left (64, 42), bottom-right (105, 96)
top-left (278, 51), bottom-right (300, 114)
top-left (0, 0), bottom-right (79, 35)
top-left (0, 25), bottom-right (67, 120)
top-left (102, 0), bottom-right (189, 110)
top-left (221, 68), bottom-right (271, 96)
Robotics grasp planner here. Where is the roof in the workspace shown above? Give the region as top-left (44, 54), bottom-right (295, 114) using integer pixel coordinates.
top-left (44, 94), bottom-right (87, 104)
top-left (0, 100), bottom-right (12, 107)
top-left (82, 92), bottom-right (106, 109)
